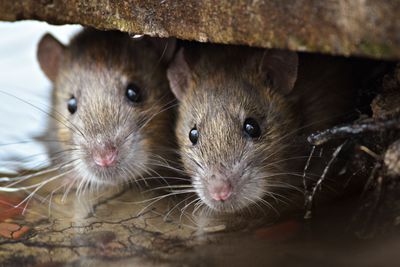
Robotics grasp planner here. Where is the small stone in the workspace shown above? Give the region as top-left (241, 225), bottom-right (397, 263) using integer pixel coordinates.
top-left (384, 140), bottom-right (400, 176)
top-left (0, 222), bottom-right (30, 239)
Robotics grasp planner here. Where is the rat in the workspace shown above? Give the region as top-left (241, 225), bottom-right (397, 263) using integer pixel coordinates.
top-left (167, 43), bottom-right (366, 214)
top-left (37, 28), bottom-right (177, 192)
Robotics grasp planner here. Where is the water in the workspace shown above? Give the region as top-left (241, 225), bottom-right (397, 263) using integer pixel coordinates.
top-left (0, 21), bottom-right (399, 267)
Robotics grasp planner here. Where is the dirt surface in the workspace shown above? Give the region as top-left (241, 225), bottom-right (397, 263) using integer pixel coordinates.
top-left (0, 181), bottom-right (290, 267)
top-left (0, 177), bottom-right (400, 267)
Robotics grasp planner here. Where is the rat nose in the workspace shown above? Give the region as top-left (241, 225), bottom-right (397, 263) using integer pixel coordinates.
top-left (208, 180), bottom-right (232, 201)
top-left (93, 148), bottom-right (118, 167)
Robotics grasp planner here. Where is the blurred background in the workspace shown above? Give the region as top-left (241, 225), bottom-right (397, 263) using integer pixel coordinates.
top-left (0, 21), bottom-right (81, 173)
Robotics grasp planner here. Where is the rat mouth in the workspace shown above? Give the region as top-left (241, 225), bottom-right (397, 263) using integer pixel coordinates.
top-left (76, 154), bottom-right (122, 185)
top-left (200, 186), bottom-right (245, 214)
top-left (72, 137), bottom-right (149, 186)
top-left (92, 147), bottom-right (119, 167)
top-left (205, 198), bottom-right (238, 214)
top-left (88, 156), bottom-right (120, 176)
top-left (87, 166), bottom-right (121, 184)
top-left (194, 171), bottom-right (268, 214)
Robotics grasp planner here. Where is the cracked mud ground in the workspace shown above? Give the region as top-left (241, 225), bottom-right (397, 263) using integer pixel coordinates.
top-left (0, 179), bottom-right (210, 266)
top-left (1, 174), bottom-right (400, 267)
top-left (0, 175), bottom-right (281, 267)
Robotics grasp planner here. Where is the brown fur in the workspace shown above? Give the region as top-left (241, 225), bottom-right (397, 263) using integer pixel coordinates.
top-left (168, 43), bottom-right (359, 213)
top-left (38, 29), bottom-right (176, 189)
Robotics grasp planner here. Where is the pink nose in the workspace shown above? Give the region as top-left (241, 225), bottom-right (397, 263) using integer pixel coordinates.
top-left (93, 149), bottom-right (118, 167)
top-left (209, 182), bottom-right (232, 201)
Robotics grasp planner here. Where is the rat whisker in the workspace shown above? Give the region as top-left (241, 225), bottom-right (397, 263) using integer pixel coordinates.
top-left (0, 89), bottom-right (86, 139)
top-left (179, 195), bottom-right (199, 223)
top-left (164, 194), bottom-right (196, 221)
top-left (11, 169), bottom-right (74, 214)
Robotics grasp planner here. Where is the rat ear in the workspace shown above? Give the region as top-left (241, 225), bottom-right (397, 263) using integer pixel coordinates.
top-left (258, 49), bottom-right (298, 94)
top-left (37, 33), bottom-right (65, 82)
top-left (167, 48), bottom-right (192, 101)
top-left (147, 37), bottom-right (177, 64)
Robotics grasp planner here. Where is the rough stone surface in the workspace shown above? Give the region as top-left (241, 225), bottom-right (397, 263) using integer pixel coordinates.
top-left (0, 0), bottom-right (399, 59)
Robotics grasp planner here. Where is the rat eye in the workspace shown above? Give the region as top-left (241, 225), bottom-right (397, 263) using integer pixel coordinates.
top-left (126, 83), bottom-right (142, 103)
top-left (67, 96), bottom-right (77, 114)
top-left (243, 118), bottom-right (261, 138)
top-left (189, 126), bottom-right (199, 145)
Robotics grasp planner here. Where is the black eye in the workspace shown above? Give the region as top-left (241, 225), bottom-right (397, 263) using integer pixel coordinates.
top-left (126, 83), bottom-right (142, 103)
top-left (189, 126), bottom-right (199, 145)
top-left (67, 96), bottom-right (77, 114)
top-left (243, 118), bottom-right (261, 138)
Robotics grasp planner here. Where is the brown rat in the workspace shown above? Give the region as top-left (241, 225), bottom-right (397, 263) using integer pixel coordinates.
top-left (167, 43), bottom-right (363, 214)
top-left (37, 29), bottom-right (177, 191)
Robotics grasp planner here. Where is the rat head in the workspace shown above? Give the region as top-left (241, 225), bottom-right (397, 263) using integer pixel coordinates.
top-left (37, 29), bottom-right (176, 187)
top-left (167, 45), bottom-right (301, 213)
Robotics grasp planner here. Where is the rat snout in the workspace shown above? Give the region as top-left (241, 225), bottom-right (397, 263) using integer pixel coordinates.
top-left (208, 178), bottom-right (232, 201)
top-left (92, 146), bottom-right (118, 167)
